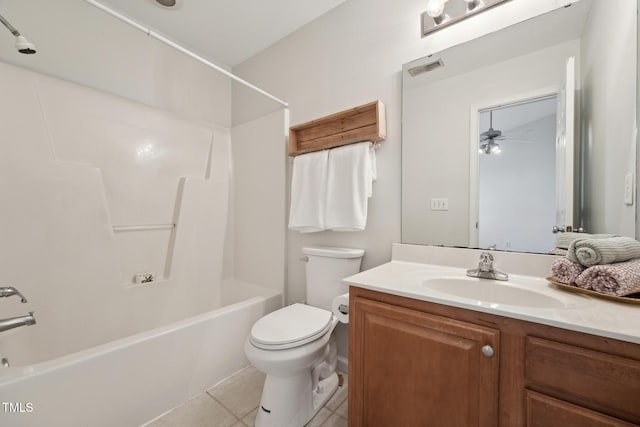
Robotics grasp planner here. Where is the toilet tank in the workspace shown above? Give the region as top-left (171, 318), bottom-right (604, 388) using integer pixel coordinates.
top-left (303, 246), bottom-right (364, 311)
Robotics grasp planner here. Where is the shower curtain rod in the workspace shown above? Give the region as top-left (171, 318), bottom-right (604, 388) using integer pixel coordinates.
top-left (83, 0), bottom-right (289, 108)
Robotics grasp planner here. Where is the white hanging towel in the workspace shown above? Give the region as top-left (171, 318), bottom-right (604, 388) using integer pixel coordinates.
top-left (326, 142), bottom-right (376, 231)
top-left (288, 150), bottom-right (329, 233)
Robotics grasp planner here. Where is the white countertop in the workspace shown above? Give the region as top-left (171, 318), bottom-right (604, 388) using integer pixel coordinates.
top-left (344, 260), bottom-right (640, 344)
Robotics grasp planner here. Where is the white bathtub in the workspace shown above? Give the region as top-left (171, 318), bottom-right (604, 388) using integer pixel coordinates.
top-left (0, 281), bottom-right (281, 427)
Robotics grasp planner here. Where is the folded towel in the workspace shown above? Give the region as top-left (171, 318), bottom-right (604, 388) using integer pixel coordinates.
top-left (367, 144), bottom-right (377, 197)
top-left (575, 258), bottom-right (640, 296)
top-left (288, 150), bottom-right (329, 233)
top-left (555, 232), bottom-right (615, 249)
top-left (551, 258), bottom-right (586, 285)
top-left (325, 142), bottom-right (376, 231)
top-left (567, 236), bottom-right (640, 267)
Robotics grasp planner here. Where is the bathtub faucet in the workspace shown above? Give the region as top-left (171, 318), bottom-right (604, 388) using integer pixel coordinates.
top-left (0, 312), bottom-right (36, 333)
top-left (0, 286), bottom-right (28, 303)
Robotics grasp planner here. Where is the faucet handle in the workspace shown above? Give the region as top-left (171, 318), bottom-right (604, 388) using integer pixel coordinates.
top-left (478, 252), bottom-right (494, 272)
top-left (0, 286), bottom-right (28, 303)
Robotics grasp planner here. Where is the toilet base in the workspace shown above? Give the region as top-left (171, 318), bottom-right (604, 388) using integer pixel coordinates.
top-left (255, 371), bottom-right (338, 427)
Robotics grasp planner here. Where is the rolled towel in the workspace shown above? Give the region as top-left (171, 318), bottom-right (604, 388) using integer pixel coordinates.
top-left (575, 258), bottom-right (640, 296)
top-left (549, 247), bottom-right (568, 256)
top-left (556, 232), bottom-right (615, 250)
top-left (567, 236), bottom-right (640, 267)
top-left (551, 258), bottom-right (586, 285)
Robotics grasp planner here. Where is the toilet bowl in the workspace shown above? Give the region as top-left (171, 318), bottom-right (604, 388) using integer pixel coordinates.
top-left (244, 246), bottom-right (364, 427)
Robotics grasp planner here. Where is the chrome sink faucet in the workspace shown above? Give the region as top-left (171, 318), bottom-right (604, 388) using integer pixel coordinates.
top-left (466, 252), bottom-right (509, 281)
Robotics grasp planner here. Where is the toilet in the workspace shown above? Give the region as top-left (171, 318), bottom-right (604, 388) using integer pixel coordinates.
top-left (244, 246), bottom-right (364, 427)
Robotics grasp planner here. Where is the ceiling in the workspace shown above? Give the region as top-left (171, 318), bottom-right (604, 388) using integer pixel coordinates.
top-left (480, 96), bottom-right (557, 137)
top-left (98, 0), bottom-right (347, 69)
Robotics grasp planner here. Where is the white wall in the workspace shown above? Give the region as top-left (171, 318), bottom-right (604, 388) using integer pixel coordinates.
top-left (637, 0), bottom-right (640, 240)
top-left (230, 109), bottom-right (288, 292)
top-left (233, 0), bottom-right (575, 306)
top-left (581, 0), bottom-right (637, 236)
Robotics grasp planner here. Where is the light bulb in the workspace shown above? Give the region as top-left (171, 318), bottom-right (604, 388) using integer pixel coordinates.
top-left (426, 0), bottom-right (446, 18)
top-left (464, 0), bottom-right (482, 12)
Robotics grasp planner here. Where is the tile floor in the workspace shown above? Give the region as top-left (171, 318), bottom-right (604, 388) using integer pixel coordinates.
top-left (146, 366), bottom-right (348, 427)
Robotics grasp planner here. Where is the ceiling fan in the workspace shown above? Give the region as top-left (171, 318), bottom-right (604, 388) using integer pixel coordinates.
top-left (479, 110), bottom-right (534, 154)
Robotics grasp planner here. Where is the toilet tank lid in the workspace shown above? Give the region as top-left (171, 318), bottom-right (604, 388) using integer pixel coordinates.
top-left (302, 246), bottom-right (364, 259)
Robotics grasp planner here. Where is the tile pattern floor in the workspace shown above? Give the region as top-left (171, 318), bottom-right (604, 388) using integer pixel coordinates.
top-left (146, 366), bottom-right (348, 427)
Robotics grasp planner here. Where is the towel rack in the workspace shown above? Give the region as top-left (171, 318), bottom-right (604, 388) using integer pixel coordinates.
top-left (288, 100), bottom-right (386, 156)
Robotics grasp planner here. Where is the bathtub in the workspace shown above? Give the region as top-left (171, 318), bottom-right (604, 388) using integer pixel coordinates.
top-left (0, 280), bottom-right (281, 427)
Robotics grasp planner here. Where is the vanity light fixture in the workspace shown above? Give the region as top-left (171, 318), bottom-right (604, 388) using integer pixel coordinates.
top-left (422, 0), bottom-right (511, 37)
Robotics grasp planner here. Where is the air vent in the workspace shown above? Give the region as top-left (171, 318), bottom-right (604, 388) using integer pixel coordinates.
top-left (408, 59), bottom-right (444, 77)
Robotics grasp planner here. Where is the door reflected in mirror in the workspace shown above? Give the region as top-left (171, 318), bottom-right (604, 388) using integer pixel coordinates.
top-left (474, 96), bottom-right (558, 253)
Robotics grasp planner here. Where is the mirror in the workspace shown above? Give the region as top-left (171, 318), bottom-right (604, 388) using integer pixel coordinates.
top-left (402, 0), bottom-right (637, 253)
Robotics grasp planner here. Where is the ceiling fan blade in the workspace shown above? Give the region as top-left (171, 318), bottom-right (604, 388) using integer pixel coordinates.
top-left (503, 139), bottom-right (536, 143)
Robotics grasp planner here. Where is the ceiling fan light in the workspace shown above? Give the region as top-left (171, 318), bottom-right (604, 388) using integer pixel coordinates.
top-left (479, 140), bottom-right (501, 155)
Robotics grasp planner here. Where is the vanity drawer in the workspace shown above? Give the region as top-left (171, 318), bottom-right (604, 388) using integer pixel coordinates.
top-left (526, 391), bottom-right (638, 427)
top-left (525, 336), bottom-right (640, 424)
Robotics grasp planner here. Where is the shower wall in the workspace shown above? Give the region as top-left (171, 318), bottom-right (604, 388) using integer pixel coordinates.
top-left (0, 61), bottom-right (232, 365)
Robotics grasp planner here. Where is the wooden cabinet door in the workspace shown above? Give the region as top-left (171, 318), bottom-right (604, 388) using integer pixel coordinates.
top-left (349, 296), bottom-right (500, 427)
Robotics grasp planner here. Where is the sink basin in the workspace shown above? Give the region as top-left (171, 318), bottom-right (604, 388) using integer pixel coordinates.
top-left (422, 277), bottom-right (570, 309)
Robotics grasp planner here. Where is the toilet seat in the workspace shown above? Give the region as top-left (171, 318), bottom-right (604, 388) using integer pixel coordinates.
top-left (250, 303), bottom-right (333, 350)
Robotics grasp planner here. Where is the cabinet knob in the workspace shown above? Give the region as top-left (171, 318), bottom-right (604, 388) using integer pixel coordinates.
top-left (482, 345), bottom-right (494, 358)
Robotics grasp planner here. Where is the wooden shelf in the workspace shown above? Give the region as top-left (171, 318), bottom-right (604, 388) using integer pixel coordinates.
top-left (288, 100), bottom-right (386, 156)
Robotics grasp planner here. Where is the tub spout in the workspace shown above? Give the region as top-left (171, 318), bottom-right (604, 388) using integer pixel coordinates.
top-left (0, 286), bottom-right (28, 303)
top-left (0, 312), bottom-right (36, 333)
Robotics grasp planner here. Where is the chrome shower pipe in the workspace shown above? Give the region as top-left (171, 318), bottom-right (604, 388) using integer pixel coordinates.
top-left (0, 13), bottom-right (19, 37)
top-left (83, 0), bottom-right (289, 108)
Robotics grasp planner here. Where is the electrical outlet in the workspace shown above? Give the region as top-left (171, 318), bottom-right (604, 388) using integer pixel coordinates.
top-left (624, 173), bottom-right (634, 205)
top-left (431, 198), bottom-right (449, 211)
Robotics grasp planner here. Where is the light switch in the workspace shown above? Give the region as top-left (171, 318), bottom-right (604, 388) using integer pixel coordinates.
top-left (431, 198), bottom-right (449, 211)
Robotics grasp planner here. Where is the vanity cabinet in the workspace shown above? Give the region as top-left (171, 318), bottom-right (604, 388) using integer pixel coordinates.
top-left (349, 297), bottom-right (500, 426)
top-left (348, 287), bottom-right (640, 427)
